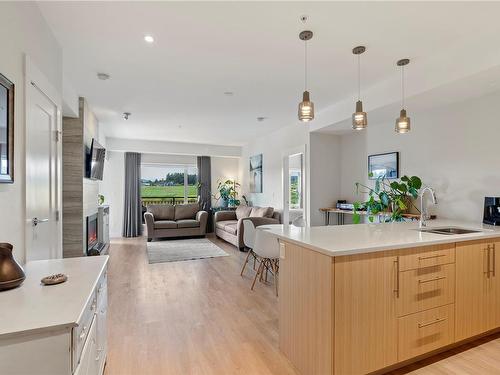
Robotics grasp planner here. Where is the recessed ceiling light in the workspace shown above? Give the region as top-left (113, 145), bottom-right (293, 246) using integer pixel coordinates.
top-left (97, 73), bottom-right (110, 80)
top-left (144, 35), bottom-right (154, 43)
top-left (223, 91), bottom-right (234, 96)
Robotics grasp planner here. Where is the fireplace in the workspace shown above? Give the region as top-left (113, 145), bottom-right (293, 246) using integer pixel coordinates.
top-left (86, 213), bottom-right (98, 255)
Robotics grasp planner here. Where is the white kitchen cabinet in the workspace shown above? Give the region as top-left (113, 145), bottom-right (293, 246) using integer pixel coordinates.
top-left (0, 256), bottom-right (108, 375)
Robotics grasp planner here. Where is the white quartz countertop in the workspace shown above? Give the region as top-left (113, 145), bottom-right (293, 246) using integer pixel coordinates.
top-left (261, 219), bottom-right (500, 257)
top-left (0, 256), bottom-right (108, 337)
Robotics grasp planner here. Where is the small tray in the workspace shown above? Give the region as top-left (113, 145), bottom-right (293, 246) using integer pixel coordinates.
top-left (41, 273), bottom-right (68, 285)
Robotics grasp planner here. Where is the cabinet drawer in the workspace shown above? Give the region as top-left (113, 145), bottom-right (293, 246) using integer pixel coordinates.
top-left (399, 243), bottom-right (455, 271)
top-left (74, 315), bottom-right (97, 375)
top-left (97, 269), bottom-right (107, 307)
top-left (72, 290), bottom-right (97, 371)
top-left (397, 263), bottom-right (455, 317)
top-left (398, 304), bottom-right (455, 361)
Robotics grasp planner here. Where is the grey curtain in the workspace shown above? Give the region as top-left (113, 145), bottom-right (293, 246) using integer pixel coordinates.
top-left (123, 152), bottom-right (143, 237)
top-left (197, 156), bottom-right (211, 211)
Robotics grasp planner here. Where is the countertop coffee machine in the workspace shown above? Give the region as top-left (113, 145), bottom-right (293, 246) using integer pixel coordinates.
top-left (484, 197), bottom-right (500, 226)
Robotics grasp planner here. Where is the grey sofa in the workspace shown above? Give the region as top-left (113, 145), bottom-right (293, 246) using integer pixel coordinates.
top-left (144, 203), bottom-right (208, 241)
top-left (214, 206), bottom-right (281, 249)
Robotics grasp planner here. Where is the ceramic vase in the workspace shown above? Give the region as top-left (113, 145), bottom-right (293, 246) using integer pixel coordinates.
top-left (0, 243), bottom-right (26, 291)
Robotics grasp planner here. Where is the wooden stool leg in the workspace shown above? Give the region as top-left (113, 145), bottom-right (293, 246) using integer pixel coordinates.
top-left (240, 250), bottom-right (253, 276)
top-left (272, 260), bottom-right (279, 297)
top-left (251, 260), bottom-right (264, 290)
top-left (264, 259), bottom-right (269, 282)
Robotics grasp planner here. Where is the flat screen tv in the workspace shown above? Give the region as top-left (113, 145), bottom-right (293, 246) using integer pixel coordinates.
top-left (88, 138), bottom-right (106, 180)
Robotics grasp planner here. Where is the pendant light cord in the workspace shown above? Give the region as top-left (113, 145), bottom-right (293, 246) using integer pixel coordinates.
top-left (357, 54), bottom-right (361, 101)
top-left (304, 40), bottom-right (308, 91)
top-left (401, 65), bottom-right (405, 108)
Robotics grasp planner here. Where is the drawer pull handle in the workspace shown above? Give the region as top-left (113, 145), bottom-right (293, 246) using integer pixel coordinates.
top-left (418, 275), bottom-right (446, 284)
top-left (79, 326), bottom-right (87, 340)
top-left (418, 317), bottom-right (446, 328)
top-left (492, 244), bottom-right (496, 277)
top-left (393, 257), bottom-right (400, 298)
top-left (486, 245), bottom-right (493, 277)
top-left (418, 254), bottom-right (446, 260)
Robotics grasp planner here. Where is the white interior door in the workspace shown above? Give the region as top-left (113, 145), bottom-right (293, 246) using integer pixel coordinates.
top-left (25, 81), bottom-right (60, 261)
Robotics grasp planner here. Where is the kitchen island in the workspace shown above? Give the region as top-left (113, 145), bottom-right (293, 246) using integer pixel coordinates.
top-left (0, 256), bottom-right (108, 375)
top-left (262, 220), bottom-right (500, 375)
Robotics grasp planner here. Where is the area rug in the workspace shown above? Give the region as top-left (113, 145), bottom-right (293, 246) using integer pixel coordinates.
top-left (146, 238), bottom-right (229, 264)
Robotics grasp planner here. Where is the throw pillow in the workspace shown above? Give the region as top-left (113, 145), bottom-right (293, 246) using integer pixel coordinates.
top-left (174, 203), bottom-right (199, 220)
top-left (148, 205), bottom-right (175, 220)
top-left (235, 206), bottom-right (252, 220)
top-left (250, 206), bottom-right (274, 218)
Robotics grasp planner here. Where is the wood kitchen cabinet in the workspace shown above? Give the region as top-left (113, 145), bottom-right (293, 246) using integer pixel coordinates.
top-left (456, 239), bottom-right (500, 341)
top-left (279, 238), bottom-right (500, 375)
top-left (334, 251), bottom-right (398, 375)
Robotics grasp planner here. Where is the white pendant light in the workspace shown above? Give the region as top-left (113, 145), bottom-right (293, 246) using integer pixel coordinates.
top-left (395, 58), bottom-right (411, 133)
top-left (352, 46), bottom-right (367, 130)
top-left (298, 30), bottom-right (314, 122)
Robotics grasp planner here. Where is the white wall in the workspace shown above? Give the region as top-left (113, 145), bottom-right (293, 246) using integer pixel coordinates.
top-left (239, 124), bottom-right (309, 210)
top-left (308, 133), bottom-right (342, 226)
top-left (0, 2), bottom-right (62, 263)
top-left (100, 151), bottom-right (125, 238)
top-left (106, 137), bottom-right (241, 158)
top-left (142, 153), bottom-right (196, 165)
top-left (337, 90), bottom-right (500, 223)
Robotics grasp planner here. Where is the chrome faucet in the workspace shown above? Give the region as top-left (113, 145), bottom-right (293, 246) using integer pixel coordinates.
top-left (419, 187), bottom-right (437, 228)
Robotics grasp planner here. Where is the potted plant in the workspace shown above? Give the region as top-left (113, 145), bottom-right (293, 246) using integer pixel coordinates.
top-left (213, 179), bottom-right (241, 207)
top-left (353, 174), bottom-right (422, 223)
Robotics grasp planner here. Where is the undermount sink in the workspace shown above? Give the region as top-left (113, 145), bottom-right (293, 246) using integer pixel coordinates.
top-left (418, 227), bottom-right (482, 235)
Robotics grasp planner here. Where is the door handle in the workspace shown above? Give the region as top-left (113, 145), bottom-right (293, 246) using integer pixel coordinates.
top-left (32, 217), bottom-right (49, 226)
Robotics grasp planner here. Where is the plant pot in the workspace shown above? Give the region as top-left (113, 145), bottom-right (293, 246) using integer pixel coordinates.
top-left (0, 243), bottom-right (26, 291)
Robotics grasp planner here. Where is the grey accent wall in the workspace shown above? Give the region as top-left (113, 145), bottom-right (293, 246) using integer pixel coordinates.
top-left (62, 97), bottom-right (100, 257)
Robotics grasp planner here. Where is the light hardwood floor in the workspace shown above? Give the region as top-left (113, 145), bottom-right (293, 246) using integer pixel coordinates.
top-left (105, 235), bottom-right (500, 375)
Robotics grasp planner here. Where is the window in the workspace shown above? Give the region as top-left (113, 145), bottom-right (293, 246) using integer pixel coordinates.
top-left (289, 153), bottom-right (303, 210)
top-left (141, 164), bottom-right (198, 205)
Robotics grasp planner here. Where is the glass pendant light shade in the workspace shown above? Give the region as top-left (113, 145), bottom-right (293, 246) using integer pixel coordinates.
top-left (352, 46), bottom-right (367, 130)
top-left (352, 100), bottom-right (367, 130)
top-left (396, 58), bottom-right (411, 134)
top-left (299, 90), bottom-right (314, 122)
top-left (395, 109), bottom-right (411, 133)
top-left (298, 30), bottom-right (314, 123)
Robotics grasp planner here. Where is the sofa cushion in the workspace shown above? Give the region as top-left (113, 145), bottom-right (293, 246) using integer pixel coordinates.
top-left (177, 219), bottom-right (200, 229)
top-left (224, 223), bottom-right (238, 235)
top-left (148, 205), bottom-right (175, 220)
top-left (235, 206), bottom-right (252, 220)
top-left (250, 206), bottom-right (274, 218)
top-left (154, 220), bottom-right (177, 229)
top-left (174, 203), bottom-right (199, 220)
top-left (216, 220), bottom-right (237, 230)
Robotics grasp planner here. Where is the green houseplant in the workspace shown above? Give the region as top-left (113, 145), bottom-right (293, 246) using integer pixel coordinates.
top-left (353, 175), bottom-right (422, 224)
top-left (213, 179), bottom-right (241, 207)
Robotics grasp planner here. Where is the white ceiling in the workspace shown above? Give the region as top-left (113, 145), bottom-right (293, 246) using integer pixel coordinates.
top-left (38, 1), bottom-right (500, 146)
